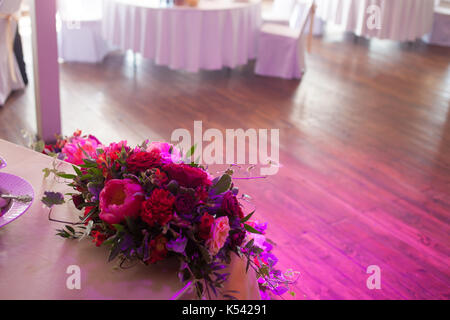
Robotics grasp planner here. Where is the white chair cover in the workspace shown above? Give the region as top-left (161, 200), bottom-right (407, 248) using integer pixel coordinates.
top-left (423, 4), bottom-right (450, 47)
top-left (57, 0), bottom-right (110, 63)
top-left (255, 1), bottom-right (314, 79)
top-left (0, 0), bottom-right (25, 105)
top-left (263, 0), bottom-right (324, 36)
top-left (315, 0), bottom-right (435, 41)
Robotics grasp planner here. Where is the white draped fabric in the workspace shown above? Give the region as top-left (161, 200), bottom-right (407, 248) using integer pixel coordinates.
top-left (315, 0), bottom-right (435, 41)
top-left (102, 0), bottom-right (262, 72)
top-left (0, 0), bottom-right (24, 105)
top-left (263, 0), bottom-right (324, 36)
top-left (255, 1), bottom-right (313, 79)
top-left (57, 0), bottom-right (110, 63)
top-left (424, 4), bottom-right (450, 46)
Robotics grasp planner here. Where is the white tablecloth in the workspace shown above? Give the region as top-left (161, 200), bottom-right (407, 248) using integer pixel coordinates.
top-left (57, 0), bottom-right (110, 63)
top-left (316, 0), bottom-right (435, 41)
top-left (102, 0), bottom-right (262, 72)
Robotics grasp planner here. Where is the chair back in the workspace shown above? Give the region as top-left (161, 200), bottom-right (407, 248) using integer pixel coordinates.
top-left (58, 0), bottom-right (103, 21)
top-left (290, 0), bottom-right (314, 39)
top-left (273, 0), bottom-right (297, 17)
top-left (0, 0), bottom-right (22, 14)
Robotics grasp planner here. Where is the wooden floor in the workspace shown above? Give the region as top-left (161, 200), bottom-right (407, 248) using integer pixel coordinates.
top-left (1, 32), bottom-right (449, 299)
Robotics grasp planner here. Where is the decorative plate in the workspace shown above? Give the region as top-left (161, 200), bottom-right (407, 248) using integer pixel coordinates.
top-left (0, 156), bottom-right (6, 169)
top-left (0, 173), bottom-right (34, 228)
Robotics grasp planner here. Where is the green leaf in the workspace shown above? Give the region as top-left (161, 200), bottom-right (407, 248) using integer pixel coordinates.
top-left (240, 210), bottom-right (255, 223)
top-left (198, 245), bottom-right (212, 264)
top-left (212, 174), bottom-right (232, 194)
top-left (81, 207), bottom-right (96, 224)
top-left (246, 258), bottom-right (251, 273)
top-left (65, 225), bottom-right (75, 234)
top-left (88, 168), bottom-right (103, 177)
top-left (244, 238), bottom-right (255, 249)
top-left (244, 224), bottom-right (262, 234)
top-left (108, 243), bottom-right (122, 262)
top-left (186, 144), bottom-right (197, 158)
top-left (72, 165), bottom-right (83, 176)
top-left (80, 174), bottom-right (94, 181)
top-left (33, 140), bottom-right (45, 153)
top-left (42, 168), bottom-right (51, 179)
top-left (56, 172), bottom-right (77, 180)
top-left (79, 159), bottom-right (97, 168)
top-left (112, 224), bottom-right (125, 233)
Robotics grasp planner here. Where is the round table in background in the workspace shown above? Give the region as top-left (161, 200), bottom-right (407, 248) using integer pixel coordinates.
top-left (315, 0), bottom-right (435, 41)
top-left (102, 0), bottom-right (262, 72)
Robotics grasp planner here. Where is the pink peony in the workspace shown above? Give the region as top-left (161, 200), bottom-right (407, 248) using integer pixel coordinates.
top-left (62, 136), bottom-right (101, 165)
top-left (99, 179), bottom-right (144, 224)
top-left (147, 142), bottom-right (182, 164)
top-left (206, 216), bottom-right (230, 256)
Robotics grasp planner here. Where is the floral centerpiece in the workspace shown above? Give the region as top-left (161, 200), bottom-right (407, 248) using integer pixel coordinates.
top-left (39, 131), bottom-right (298, 299)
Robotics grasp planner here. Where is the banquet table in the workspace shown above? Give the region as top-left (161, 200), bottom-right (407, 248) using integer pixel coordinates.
top-left (0, 139), bottom-right (260, 300)
top-left (315, 0), bottom-right (435, 41)
top-left (102, 0), bottom-right (262, 72)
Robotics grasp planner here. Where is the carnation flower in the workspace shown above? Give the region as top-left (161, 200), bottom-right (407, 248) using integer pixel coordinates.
top-left (206, 216), bottom-right (230, 256)
top-left (163, 163), bottom-right (212, 188)
top-left (126, 150), bottom-right (162, 174)
top-left (221, 191), bottom-right (244, 219)
top-left (147, 235), bottom-right (168, 264)
top-left (141, 189), bottom-right (175, 227)
top-left (90, 230), bottom-right (106, 247)
top-left (99, 179), bottom-right (144, 224)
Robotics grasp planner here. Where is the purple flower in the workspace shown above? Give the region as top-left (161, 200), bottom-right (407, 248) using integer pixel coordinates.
top-left (87, 183), bottom-right (102, 202)
top-left (166, 236), bottom-right (188, 253)
top-left (41, 191), bottom-right (65, 208)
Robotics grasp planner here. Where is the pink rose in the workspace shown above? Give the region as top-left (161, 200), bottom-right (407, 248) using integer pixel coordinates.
top-left (62, 136), bottom-right (101, 165)
top-left (99, 179), bottom-right (144, 224)
top-left (206, 216), bottom-right (230, 256)
top-left (147, 142), bottom-right (182, 164)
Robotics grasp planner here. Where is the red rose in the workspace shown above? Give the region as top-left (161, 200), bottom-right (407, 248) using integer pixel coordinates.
top-left (198, 213), bottom-right (214, 240)
top-left (90, 230), bottom-right (106, 247)
top-left (175, 193), bottom-right (196, 216)
top-left (163, 163), bottom-right (212, 189)
top-left (146, 235), bottom-right (168, 264)
top-left (126, 150), bottom-right (162, 174)
top-left (221, 191), bottom-right (244, 219)
top-left (141, 189), bottom-right (175, 226)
